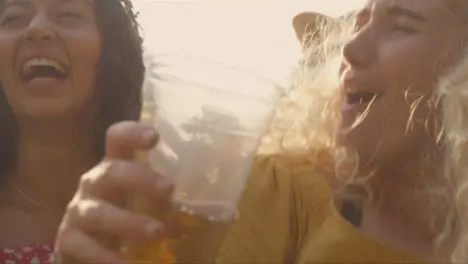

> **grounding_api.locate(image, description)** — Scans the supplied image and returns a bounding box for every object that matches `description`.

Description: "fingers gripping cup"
[121,55,282,263]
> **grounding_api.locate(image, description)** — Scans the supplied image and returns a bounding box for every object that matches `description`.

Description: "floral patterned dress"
[0,243,53,264]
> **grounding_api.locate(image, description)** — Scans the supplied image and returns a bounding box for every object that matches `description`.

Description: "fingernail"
[145,221,164,237]
[142,129,157,142]
[156,179,173,191]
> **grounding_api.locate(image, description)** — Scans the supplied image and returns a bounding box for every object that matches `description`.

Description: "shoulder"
[249,154,333,204]
[216,154,334,263]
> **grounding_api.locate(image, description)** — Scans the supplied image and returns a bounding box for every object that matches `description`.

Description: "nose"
[342,25,377,69]
[24,11,56,42]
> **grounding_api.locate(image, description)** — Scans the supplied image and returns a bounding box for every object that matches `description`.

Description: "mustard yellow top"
[216,155,424,263]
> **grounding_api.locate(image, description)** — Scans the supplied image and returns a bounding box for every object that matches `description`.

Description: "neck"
[360,155,452,262]
[5,116,99,212]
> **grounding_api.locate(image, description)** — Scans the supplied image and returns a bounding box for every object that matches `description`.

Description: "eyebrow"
[3,0,30,8]
[57,0,93,9]
[58,0,91,4]
[387,5,426,22]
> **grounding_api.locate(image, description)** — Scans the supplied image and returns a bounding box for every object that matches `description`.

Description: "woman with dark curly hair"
[0,0,144,261]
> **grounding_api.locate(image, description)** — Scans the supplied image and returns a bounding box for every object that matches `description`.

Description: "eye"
[58,11,83,19]
[0,11,25,27]
[1,14,20,25]
[392,23,417,34]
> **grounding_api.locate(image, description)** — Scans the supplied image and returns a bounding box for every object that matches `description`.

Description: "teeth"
[346,87,361,94]
[22,58,66,77]
[346,89,374,95]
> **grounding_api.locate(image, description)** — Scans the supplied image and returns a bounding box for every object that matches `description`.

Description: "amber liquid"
[121,200,236,264]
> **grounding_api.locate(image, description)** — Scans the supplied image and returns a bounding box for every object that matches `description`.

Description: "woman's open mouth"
[342,90,381,111]
[20,58,68,83]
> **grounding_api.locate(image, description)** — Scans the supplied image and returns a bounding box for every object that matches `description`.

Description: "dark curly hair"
[0,0,145,179]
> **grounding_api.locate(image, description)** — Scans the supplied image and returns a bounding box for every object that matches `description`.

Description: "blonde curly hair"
[442,41,468,263]
[259,14,366,197]
[259,3,468,262]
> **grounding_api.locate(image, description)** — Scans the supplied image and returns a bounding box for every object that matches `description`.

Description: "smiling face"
[0,0,101,120]
[338,0,466,168]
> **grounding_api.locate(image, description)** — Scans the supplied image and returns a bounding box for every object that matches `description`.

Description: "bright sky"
[132,0,366,86]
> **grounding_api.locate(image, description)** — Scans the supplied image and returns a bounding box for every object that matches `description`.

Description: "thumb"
[105,121,158,160]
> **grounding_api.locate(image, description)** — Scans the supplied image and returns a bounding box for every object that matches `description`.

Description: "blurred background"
[133,0,365,87]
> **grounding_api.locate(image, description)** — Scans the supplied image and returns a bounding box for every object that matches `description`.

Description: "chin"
[338,132,381,166]
[18,99,84,121]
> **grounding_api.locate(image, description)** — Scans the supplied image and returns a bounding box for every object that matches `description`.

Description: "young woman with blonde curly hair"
[52,0,468,263]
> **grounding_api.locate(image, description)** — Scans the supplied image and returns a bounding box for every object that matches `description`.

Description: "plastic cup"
[121,54,282,263]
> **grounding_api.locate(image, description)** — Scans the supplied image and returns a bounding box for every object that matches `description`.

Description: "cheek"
[375,45,447,153]
[0,34,23,113]
[378,40,449,127]
[68,30,102,97]
[380,39,454,96]
[0,35,19,88]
